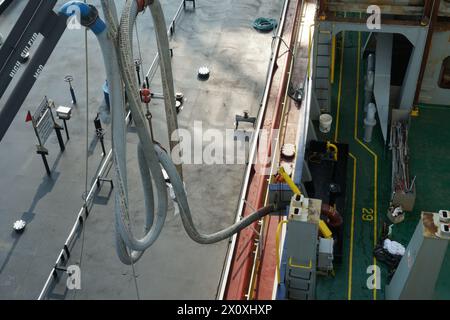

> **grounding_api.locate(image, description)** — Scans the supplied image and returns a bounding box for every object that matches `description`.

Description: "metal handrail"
[38,149,113,300]
[217,0,291,300]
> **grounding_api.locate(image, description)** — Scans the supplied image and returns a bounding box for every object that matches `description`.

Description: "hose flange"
[80,4,100,28]
[136,0,154,12]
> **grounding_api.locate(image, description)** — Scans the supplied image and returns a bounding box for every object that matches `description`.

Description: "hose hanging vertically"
[116,0,279,245]
[63,0,281,266]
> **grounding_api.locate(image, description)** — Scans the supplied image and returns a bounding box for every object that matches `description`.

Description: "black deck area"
[304,140,349,263]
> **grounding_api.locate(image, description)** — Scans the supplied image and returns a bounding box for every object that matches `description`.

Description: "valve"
[140,87,151,104]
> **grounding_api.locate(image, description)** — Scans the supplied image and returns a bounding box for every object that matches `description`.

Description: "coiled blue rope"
[252,17,278,32]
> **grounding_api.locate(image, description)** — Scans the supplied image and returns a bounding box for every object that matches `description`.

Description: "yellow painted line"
[334,32,345,143]
[348,152,357,300]
[288,257,312,269]
[353,32,378,300]
[276,220,289,284]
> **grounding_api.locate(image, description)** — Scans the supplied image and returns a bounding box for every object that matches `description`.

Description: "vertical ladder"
[286,266,315,300]
[313,27,333,113]
[284,219,318,300]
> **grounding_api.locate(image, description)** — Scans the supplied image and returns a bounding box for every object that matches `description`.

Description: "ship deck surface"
[0,0,283,299]
[315,31,450,300]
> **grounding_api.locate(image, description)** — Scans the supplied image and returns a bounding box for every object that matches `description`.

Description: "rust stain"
[422,212,438,237]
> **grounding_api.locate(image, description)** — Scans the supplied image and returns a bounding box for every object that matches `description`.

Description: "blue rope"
[252,17,278,32]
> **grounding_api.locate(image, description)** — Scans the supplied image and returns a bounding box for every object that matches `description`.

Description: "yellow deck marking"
[348,153,357,300]
[353,32,378,300]
[334,32,345,142]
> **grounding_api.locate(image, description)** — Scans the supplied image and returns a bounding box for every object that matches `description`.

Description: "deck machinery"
[220,0,450,300]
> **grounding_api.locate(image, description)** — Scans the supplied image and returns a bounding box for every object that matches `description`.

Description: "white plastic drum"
[319,114,333,133]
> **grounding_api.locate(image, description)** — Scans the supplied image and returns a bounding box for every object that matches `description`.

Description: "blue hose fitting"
[59,1,106,34]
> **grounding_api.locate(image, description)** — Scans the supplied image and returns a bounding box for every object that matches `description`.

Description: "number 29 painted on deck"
[362,208,374,221]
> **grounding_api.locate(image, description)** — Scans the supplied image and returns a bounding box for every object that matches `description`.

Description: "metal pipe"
[413,0,440,107]
[367,53,375,72]
[364,70,374,113]
[364,102,377,143]
[364,53,375,112]
[330,35,336,84]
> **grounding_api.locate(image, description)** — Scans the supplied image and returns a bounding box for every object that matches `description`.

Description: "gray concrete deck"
[0,0,283,299]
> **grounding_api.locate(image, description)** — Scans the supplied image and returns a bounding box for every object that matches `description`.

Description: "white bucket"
[319,114,333,133]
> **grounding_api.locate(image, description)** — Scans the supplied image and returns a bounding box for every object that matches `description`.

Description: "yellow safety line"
[276,220,289,284]
[334,32,345,142]
[347,152,357,300]
[353,31,378,300]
